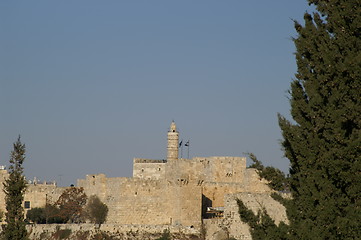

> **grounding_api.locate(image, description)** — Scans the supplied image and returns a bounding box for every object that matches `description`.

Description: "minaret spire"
[167,121,179,161]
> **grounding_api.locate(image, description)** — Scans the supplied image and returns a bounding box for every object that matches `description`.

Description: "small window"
[24,201,30,209]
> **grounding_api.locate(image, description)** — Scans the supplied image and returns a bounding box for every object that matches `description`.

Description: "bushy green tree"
[26,204,66,224]
[26,208,45,224]
[55,187,87,223]
[44,204,66,224]
[239,1,361,239]
[85,195,108,227]
[278,0,361,239]
[2,136,28,240]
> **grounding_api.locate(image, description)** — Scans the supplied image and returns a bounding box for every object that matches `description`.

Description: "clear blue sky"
[0,1,313,186]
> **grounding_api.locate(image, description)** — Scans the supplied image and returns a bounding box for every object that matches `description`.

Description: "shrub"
[85,195,108,226]
[26,207,46,224]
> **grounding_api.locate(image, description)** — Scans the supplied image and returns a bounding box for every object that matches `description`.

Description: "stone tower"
[167,121,179,161]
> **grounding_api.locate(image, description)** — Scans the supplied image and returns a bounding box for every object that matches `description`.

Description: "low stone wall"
[26,223,200,240]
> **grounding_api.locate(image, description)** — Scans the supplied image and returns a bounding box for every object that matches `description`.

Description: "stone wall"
[78,174,202,227]
[77,155,276,232]
[202,183,244,208]
[26,223,199,240]
[164,156,246,184]
[77,173,110,201]
[199,156,246,183]
[242,168,272,193]
[167,182,202,228]
[0,153,284,240]
[133,158,166,180]
[24,184,67,216]
[0,169,68,222]
[0,169,9,215]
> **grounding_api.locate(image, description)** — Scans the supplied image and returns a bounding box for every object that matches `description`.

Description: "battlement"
[133,158,167,163]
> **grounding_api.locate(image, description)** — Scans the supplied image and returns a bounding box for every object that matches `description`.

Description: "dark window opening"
[24,201,30,209]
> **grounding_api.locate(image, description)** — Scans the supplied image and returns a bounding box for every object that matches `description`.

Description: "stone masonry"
[0,122,288,239]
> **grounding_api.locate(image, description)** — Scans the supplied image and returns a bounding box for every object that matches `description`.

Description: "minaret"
[167,121,179,161]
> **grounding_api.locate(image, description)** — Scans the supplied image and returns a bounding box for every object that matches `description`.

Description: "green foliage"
[55,187,87,223]
[241,1,361,238]
[0,210,4,222]
[247,153,289,191]
[26,207,45,224]
[44,204,67,224]
[236,199,288,240]
[2,136,28,240]
[26,205,67,224]
[278,0,361,239]
[33,188,88,224]
[85,195,108,226]
[156,229,171,240]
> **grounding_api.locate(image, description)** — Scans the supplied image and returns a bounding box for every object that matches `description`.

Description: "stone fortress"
[0,122,287,239]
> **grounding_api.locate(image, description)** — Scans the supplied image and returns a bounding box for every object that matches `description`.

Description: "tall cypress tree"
[2,136,28,240]
[237,1,361,239]
[278,0,361,239]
